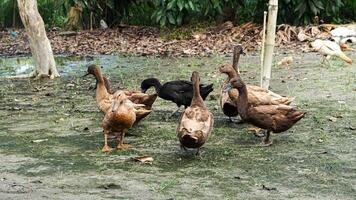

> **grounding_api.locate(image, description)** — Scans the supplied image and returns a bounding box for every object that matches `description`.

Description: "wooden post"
[261,0,278,89]
[260,11,267,87]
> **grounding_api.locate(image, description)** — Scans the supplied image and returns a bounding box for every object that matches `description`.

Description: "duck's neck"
[226,70,238,79]
[152,79,162,93]
[94,71,110,103]
[236,83,249,119]
[191,78,205,107]
[103,77,113,94]
[232,52,240,72]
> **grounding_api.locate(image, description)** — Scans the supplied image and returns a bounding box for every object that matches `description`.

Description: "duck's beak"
[111,101,119,112]
[141,88,147,93]
[223,83,233,93]
[82,73,90,78]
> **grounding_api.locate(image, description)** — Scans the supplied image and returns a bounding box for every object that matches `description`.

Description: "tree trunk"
[17,0,59,79]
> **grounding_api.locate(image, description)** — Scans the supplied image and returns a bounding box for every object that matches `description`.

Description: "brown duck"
[102,76,157,110]
[219,45,244,121]
[177,71,214,155]
[84,64,156,122]
[219,64,293,106]
[219,45,293,122]
[101,91,137,152]
[224,78,305,146]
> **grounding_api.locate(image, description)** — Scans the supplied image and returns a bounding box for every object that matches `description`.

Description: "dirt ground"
[0,50,355,199]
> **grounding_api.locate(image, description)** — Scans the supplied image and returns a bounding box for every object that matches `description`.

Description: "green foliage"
[235,0,266,24]
[0,0,19,27]
[160,22,210,40]
[0,0,355,28]
[323,0,344,23]
[121,1,155,26]
[37,0,73,27]
[151,0,200,26]
[343,0,356,21]
[288,0,345,24]
[151,0,243,26]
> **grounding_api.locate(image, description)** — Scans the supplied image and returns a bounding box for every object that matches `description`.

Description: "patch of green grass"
[0,52,355,199]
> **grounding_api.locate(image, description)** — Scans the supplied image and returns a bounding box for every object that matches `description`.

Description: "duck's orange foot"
[117,143,132,150]
[102,145,113,153]
[247,127,264,137]
[261,139,273,147]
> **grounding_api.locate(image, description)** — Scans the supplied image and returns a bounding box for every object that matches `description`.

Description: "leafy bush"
[0,0,355,28]
[151,0,200,26]
[0,0,19,27]
[289,0,344,24]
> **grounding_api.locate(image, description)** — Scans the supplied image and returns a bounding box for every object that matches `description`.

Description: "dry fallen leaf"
[133,156,153,163]
[31,139,48,143]
[333,113,343,118]
[0,23,334,57]
[277,56,293,66]
[328,116,337,122]
[297,31,309,42]
[262,184,277,191]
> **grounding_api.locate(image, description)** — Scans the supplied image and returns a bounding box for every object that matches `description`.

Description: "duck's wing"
[178,107,212,134]
[252,104,294,115]
[251,104,300,124]
[165,80,192,89]
[247,85,269,93]
[247,85,286,99]
[160,81,193,105]
[166,80,210,91]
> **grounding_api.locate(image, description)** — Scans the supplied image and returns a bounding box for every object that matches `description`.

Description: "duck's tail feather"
[178,129,203,149]
[291,111,306,123]
[141,94,158,109]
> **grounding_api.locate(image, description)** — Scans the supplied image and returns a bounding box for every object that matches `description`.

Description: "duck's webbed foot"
[117,143,132,149]
[102,131,113,153]
[116,131,132,150]
[102,145,113,152]
[195,148,201,156]
[247,127,264,137]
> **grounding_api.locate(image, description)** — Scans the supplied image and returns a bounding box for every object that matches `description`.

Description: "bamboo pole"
[260,11,267,87]
[261,0,278,89]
